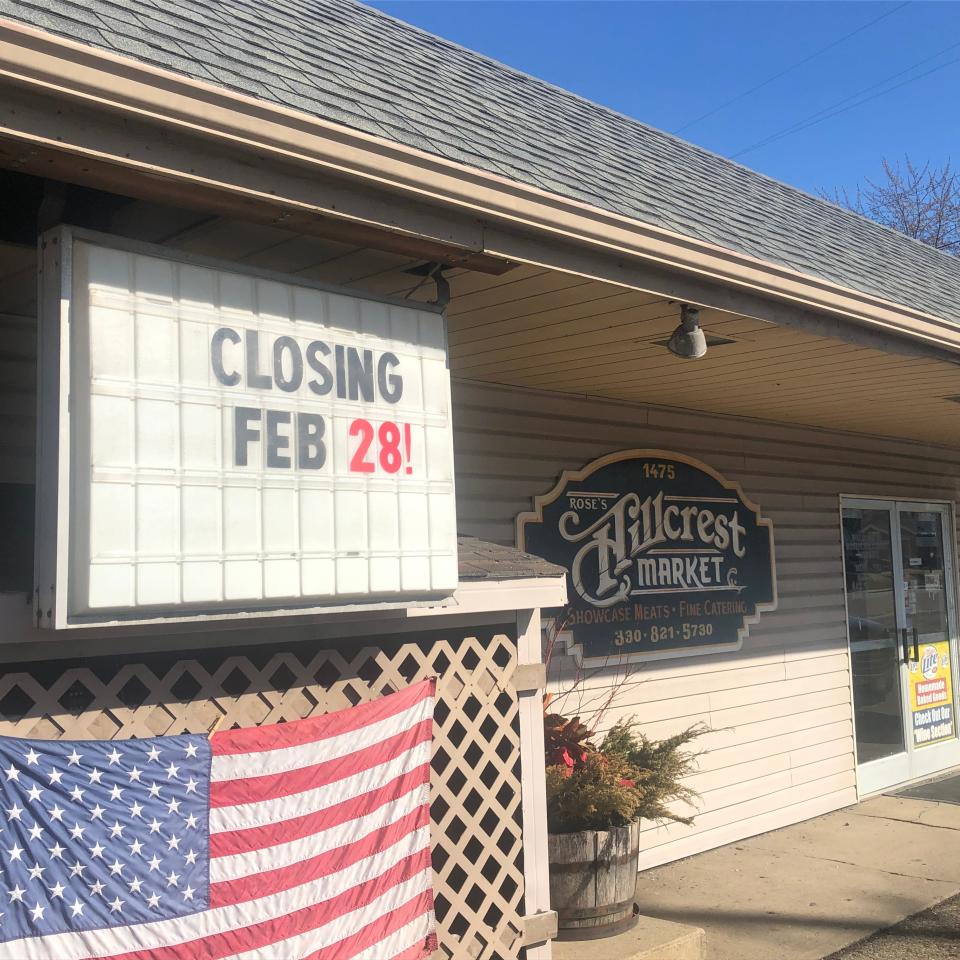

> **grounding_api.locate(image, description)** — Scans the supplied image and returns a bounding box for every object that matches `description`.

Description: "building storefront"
[456,379,960,868]
[2,2,960,957]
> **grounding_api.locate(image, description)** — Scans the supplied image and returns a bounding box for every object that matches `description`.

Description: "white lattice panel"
[0,629,524,959]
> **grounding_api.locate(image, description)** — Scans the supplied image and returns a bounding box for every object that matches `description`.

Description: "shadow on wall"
[0,483,34,595]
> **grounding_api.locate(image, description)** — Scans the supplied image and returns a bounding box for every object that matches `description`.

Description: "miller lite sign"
[517,450,777,660]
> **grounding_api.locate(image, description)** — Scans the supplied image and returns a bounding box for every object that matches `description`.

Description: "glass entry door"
[842,500,960,794]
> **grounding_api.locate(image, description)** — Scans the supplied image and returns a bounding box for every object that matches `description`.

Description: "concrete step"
[552,914,706,960]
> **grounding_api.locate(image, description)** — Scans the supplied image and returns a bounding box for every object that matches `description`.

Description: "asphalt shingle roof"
[4,0,960,324]
[457,537,566,582]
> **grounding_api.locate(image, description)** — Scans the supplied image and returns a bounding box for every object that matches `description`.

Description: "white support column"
[516,606,554,960]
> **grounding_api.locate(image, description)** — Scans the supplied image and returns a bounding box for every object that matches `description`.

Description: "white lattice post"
[516,607,555,960]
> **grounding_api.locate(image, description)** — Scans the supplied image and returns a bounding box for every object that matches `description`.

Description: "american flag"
[0,679,437,960]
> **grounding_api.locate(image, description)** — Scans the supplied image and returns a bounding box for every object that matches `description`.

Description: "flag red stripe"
[210,807,429,908]
[209,765,430,858]
[101,851,432,960]
[209,722,432,808]
[299,890,434,960]
[210,680,435,757]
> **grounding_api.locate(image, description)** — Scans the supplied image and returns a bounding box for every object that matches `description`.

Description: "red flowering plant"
[544,713,594,775]
[543,709,644,833]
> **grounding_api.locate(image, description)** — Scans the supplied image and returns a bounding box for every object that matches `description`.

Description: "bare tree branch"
[820,155,960,255]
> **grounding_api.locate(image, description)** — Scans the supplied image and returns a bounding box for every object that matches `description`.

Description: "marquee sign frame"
[516,449,778,663]
[34,226,458,629]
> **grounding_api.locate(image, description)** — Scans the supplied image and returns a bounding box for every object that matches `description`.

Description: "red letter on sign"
[349,419,376,472]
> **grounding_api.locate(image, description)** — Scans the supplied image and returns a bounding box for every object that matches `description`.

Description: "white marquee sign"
[35,229,457,628]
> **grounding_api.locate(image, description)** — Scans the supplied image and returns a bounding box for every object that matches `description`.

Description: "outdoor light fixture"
[667,305,708,360]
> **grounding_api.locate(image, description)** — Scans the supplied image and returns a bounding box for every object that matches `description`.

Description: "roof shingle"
[457,537,566,582]
[4,0,960,324]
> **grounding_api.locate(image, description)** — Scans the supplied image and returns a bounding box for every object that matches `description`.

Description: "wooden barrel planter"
[548,820,641,940]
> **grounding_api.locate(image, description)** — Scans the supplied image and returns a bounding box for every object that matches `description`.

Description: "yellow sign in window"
[909,641,955,747]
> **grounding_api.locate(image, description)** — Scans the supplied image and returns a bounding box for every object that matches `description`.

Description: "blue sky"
[366,1,960,198]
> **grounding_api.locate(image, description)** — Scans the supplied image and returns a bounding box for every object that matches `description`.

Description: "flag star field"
[0,735,210,940]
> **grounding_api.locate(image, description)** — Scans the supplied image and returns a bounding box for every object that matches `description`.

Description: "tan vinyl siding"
[450,378,960,868]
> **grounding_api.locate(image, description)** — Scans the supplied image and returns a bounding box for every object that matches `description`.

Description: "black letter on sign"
[234,407,261,466]
[245,330,272,389]
[306,341,333,396]
[211,328,241,386]
[266,410,291,468]
[347,348,375,402]
[297,413,326,469]
[334,344,346,399]
[273,336,303,393]
[378,352,403,403]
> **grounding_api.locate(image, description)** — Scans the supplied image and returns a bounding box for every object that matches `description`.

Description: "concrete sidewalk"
[631,794,960,960]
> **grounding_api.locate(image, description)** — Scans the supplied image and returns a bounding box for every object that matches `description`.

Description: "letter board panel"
[35,229,457,627]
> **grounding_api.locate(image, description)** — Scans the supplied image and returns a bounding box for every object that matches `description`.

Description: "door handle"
[912,627,920,663]
[901,627,910,663]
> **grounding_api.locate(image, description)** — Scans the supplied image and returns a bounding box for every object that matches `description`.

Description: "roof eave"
[0,17,957,353]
